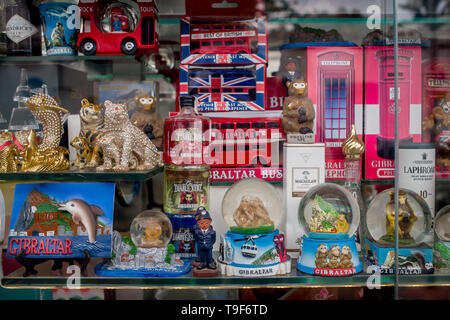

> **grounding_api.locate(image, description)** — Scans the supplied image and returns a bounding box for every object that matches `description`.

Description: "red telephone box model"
[376,48,414,159]
[77,0,158,56]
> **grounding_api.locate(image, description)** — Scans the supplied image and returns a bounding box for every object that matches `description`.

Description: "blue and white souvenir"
[217,178,291,277]
[95,209,191,277]
[296,183,363,276]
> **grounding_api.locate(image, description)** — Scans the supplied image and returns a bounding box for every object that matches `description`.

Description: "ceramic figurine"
[95,100,163,172]
[296,183,363,276]
[281,57,302,88]
[218,178,291,277]
[422,94,450,167]
[7,93,71,172]
[73,98,104,168]
[382,190,417,244]
[95,209,191,277]
[131,94,164,150]
[282,79,315,143]
[192,206,219,277]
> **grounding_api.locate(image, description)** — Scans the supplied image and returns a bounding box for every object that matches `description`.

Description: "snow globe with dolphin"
[296,183,363,276]
[95,209,191,277]
[363,188,434,275]
[217,178,291,277]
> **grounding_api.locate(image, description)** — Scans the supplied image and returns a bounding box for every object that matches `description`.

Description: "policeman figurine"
[193,207,218,276]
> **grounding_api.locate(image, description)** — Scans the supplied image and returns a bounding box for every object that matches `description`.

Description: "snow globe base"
[365,238,434,275]
[434,240,450,271]
[95,231,191,278]
[297,235,362,276]
[217,229,291,277]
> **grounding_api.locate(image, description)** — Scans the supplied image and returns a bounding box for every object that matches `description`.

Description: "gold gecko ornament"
[19,93,70,172]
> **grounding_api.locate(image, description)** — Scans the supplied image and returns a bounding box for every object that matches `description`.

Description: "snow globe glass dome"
[222,178,282,235]
[99,0,140,33]
[130,209,173,248]
[365,188,433,247]
[433,205,450,270]
[298,183,360,240]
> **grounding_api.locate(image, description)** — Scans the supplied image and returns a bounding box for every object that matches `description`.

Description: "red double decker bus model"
[78,0,158,56]
[190,22,258,55]
[208,117,285,167]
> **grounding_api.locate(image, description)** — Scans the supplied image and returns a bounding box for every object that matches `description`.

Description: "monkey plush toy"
[131,94,164,150]
[282,79,315,134]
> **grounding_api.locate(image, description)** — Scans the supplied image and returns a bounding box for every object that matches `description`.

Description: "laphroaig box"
[364,46,422,180]
[283,143,325,252]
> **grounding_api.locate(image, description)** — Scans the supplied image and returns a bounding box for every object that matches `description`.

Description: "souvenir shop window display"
[218,178,290,277]
[77,0,158,56]
[364,188,434,275]
[296,183,363,276]
[433,205,450,271]
[95,209,191,277]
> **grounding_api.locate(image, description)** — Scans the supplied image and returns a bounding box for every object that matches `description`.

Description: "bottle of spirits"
[163,96,211,166]
[342,124,366,250]
[163,96,212,215]
[5,0,38,56]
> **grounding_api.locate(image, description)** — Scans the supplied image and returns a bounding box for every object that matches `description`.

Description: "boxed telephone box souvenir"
[279,43,363,180]
[364,45,422,180]
[283,143,325,251]
[180,16,267,65]
[422,58,450,179]
[179,64,266,112]
[306,45,363,180]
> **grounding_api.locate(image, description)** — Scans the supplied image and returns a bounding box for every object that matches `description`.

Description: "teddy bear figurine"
[131,94,164,150]
[282,79,315,142]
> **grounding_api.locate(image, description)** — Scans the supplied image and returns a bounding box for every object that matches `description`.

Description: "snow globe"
[296,183,363,276]
[364,188,434,275]
[217,178,291,277]
[433,205,450,271]
[95,209,191,277]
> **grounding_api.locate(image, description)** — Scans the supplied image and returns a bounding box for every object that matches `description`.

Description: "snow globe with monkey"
[363,188,434,275]
[217,178,291,277]
[296,183,363,276]
[95,209,191,277]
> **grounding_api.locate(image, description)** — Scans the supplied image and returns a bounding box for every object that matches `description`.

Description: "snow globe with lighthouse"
[296,183,363,276]
[217,178,291,277]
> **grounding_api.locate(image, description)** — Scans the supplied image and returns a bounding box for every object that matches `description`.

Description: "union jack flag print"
[180,64,266,112]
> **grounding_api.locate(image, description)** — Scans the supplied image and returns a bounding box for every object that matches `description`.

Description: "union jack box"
[180,16,268,65]
[179,63,266,111]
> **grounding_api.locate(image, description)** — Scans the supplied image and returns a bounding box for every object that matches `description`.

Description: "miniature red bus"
[190,22,258,55]
[208,117,285,167]
[77,0,158,56]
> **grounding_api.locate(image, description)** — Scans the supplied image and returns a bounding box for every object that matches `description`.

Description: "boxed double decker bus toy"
[179,64,266,112]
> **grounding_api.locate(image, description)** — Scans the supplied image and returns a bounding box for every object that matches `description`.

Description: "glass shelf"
[2,255,449,289]
[0,55,137,64]
[0,167,163,182]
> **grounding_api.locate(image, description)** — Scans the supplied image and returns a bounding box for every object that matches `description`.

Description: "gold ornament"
[342,124,365,160]
[17,93,70,172]
[0,131,20,172]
